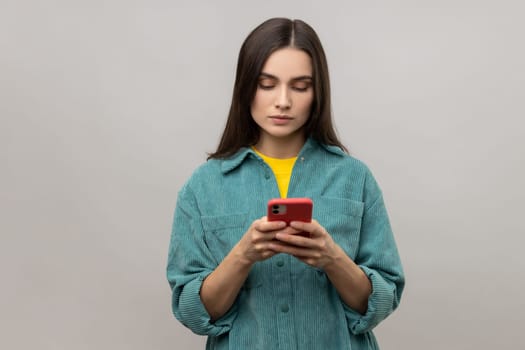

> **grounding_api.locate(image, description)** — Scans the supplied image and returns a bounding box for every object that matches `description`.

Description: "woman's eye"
[257,78,311,91]
[292,83,311,92]
[258,83,275,90]
[258,79,276,90]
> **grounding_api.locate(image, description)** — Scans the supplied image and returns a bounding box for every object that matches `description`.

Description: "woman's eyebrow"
[259,72,313,81]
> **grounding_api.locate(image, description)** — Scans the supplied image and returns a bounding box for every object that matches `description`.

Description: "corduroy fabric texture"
[167,138,405,350]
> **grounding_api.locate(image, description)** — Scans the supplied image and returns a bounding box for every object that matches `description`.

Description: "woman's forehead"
[260,48,312,80]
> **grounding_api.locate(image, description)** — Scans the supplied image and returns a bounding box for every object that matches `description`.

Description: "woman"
[167,18,404,349]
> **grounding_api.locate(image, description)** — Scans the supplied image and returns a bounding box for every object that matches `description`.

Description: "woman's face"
[250,47,314,148]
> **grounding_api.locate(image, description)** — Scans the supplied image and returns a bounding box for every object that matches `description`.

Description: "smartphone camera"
[272,204,286,215]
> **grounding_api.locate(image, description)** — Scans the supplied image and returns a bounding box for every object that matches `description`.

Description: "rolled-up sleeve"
[166,185,237,336]
[344,170,405,334]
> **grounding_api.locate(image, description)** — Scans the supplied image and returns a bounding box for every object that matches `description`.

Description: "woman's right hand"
[200,216,299,321]
[234,216,296,265]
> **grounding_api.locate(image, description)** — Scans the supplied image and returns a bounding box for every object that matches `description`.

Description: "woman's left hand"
[272,219,372,314]
[269,219,341,269]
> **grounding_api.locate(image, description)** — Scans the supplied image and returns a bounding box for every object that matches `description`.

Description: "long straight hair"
[208,18,347,159]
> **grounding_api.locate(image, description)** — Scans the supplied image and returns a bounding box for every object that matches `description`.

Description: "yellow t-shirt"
[253,147,297,198]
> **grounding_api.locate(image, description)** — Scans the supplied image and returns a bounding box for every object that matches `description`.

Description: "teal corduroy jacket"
[167,138,405,350]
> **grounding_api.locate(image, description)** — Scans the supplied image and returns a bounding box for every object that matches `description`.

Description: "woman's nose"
[275,86,291,110]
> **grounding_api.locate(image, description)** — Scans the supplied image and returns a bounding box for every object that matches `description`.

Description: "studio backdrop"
[1,1,524,349]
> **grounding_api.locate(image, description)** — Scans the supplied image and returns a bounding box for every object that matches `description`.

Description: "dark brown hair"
[208,17,347,159]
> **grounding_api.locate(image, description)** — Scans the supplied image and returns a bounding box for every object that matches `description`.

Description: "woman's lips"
[269,115,292,125]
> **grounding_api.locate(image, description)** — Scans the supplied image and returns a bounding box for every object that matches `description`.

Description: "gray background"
[2,0,524,349]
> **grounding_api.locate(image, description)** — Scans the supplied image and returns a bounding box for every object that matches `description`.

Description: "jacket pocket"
[201,213,262,289]
[314,197,364,260]
[201,212,248,262]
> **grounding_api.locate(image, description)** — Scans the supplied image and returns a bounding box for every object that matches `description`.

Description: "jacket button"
[264,173,270,179]
[280,304,289,313]
[276,260,284,267]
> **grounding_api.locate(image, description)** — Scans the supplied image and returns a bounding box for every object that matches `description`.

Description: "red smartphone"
[267,198,313,225]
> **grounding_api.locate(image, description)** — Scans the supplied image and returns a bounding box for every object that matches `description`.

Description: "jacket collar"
[220,138,346,174]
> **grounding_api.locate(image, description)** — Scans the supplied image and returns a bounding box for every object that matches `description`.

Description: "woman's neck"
[254,133,305,159]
